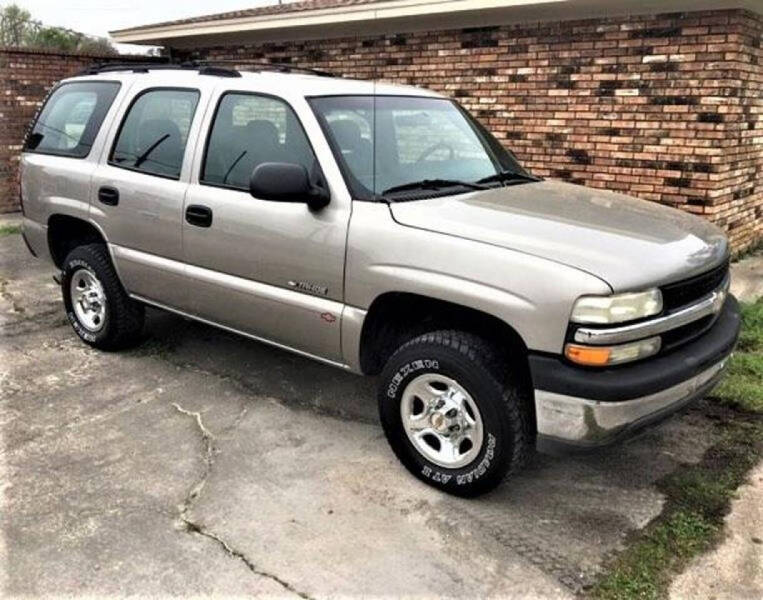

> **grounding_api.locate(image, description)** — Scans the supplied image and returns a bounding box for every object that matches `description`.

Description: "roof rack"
[202,59,335,78]
[77,60,335,79]
[77,61,241,78]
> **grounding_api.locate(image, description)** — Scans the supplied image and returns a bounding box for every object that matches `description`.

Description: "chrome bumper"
[534,358,728,450]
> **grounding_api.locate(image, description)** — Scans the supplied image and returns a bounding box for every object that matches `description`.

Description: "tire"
[61,243,144,350]
[378,330,532,497]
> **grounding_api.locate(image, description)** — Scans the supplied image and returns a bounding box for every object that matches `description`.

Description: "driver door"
[182,90,351,362]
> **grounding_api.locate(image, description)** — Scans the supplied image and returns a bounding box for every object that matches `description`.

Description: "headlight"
[565,336,661,366]
[571,289,663,324]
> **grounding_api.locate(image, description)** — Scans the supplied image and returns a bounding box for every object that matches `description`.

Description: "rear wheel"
[378,330,532,497]
[62,243,144,350]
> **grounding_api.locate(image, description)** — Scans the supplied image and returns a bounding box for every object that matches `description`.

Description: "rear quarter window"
[25,81,121,159]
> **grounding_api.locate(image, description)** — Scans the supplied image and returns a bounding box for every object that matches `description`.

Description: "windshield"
[309,95,533,201]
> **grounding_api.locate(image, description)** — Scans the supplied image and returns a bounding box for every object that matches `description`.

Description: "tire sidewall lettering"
[67,258,91,271]
[387,359,440,399]
[420,433,497,487]
[67,310,98,343]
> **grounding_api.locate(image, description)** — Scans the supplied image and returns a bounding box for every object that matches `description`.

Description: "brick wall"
[195,8,762,252]
[0,47,150,214]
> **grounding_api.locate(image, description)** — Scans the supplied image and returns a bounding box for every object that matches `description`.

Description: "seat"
[245,119,285,164]
[216,119,286,188]
[329,119,372,186]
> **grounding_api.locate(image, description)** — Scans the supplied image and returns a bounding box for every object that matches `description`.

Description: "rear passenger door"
[182,91,351,363]
[90,85,205,309]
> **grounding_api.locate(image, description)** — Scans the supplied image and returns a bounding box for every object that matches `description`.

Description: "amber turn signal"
[565,344,612,366]
[565,336,661,367]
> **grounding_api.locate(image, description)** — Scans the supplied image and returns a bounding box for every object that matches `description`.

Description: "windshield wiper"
[134,134,170,168]
[383,178,487,196]
[477,169,541,185]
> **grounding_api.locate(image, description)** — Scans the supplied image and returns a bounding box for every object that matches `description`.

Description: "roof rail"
[197,59,335,78]
[77,59,334,79]
[77,61,242,78]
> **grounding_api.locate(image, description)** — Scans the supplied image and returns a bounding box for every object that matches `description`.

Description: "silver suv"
[20,63,740,496]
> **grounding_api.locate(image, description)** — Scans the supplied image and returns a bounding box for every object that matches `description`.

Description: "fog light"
[565,336,661,366]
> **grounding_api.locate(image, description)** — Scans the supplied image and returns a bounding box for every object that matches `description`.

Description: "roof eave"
[110,0,762,46]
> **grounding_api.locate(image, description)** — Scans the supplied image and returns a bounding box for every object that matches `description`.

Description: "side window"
[25,81,120,158]
[202,93,315,190]
[110,88,200,179]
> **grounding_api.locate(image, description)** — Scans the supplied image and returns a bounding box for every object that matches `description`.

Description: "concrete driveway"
[0,230,728,598]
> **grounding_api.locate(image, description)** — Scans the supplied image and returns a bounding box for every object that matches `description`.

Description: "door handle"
[98,186,119,206]
[185,204,213,228]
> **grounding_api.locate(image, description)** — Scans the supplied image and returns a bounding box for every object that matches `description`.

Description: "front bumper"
[531,295,741,454]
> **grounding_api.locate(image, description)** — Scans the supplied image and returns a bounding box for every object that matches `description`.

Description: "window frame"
[199,90,321,194]
[24,80,122,160]
[108,86,201,182]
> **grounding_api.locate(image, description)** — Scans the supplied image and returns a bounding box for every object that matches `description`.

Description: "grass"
[0,223,21,236]
[712,298,763,413]
[589,298,763,600]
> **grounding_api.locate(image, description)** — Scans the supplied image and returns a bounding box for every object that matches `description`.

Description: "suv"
[20,63,740,496]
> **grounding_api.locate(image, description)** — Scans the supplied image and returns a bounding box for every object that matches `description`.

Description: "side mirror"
[249,162,330,210]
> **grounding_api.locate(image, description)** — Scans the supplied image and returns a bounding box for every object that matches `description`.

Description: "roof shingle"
[114,0,390,33]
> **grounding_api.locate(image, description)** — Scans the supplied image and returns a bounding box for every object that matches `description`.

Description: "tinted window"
[25,81,120,158]
[111,89,200,179]
[202,93,315,190]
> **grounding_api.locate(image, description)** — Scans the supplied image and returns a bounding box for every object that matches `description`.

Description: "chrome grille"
[661,261,729,311]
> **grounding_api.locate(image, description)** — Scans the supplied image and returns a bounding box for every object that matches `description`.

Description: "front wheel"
[62,243,144,350]
[378,330,532,497]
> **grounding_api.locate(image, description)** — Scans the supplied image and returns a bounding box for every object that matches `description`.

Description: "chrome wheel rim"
[400,373,484,469]
[70,268,106,333]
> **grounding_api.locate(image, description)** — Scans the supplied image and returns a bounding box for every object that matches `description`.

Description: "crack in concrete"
[171,402,313,600]
[223,404,250,436]
[171,403,216,513]
[163,353,375,426]
[180,517,314,600]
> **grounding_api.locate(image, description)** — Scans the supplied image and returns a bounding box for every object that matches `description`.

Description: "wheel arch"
[47,214,108,269]
[357,291,531,381]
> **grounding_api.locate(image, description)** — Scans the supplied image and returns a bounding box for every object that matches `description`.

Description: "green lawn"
[590,298,763,600]
[0,223,21,236]
[712,298,763,413]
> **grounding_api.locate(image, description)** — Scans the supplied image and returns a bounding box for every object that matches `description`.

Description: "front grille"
[661,313,716,352]
[661,261,729,311]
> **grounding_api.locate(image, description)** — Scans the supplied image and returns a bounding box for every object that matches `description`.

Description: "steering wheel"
[415,142,455,163]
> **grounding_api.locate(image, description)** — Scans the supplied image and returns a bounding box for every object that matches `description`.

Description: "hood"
[389,181,729,292]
